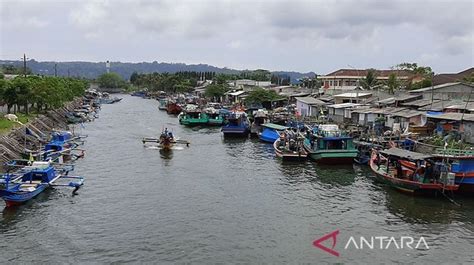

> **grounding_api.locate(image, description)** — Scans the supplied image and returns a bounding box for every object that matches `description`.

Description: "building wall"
[462,122,474,144]
[296,101,310,116]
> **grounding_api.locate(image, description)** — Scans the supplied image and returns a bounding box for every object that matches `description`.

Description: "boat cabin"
[21,162,56,183]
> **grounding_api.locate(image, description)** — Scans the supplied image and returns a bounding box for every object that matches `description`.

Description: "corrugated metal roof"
[427,113,474,122]
[295,96,326,105]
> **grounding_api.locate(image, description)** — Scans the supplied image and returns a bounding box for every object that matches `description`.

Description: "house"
[350,107,407,127]
[295,97,326,117]
[233,79,272,89]
[400,99,440,109]
[432,68,474,86]
[327,103,362,123]
[333,92,372,104]
[409,82,474,101]
[388,110,425,132]
[427,113,474,144]
[320,69,414,90]
[225,90,247,103]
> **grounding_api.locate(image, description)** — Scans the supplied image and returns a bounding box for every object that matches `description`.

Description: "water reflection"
[310,163,356,186]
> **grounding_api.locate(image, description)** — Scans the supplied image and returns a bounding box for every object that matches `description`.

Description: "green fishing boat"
[205,108,225,126]
[178,111,209,126]
[303,124,358,164]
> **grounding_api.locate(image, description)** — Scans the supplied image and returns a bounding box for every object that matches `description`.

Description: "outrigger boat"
[0,161,84,207]
[142,129,190,151]
[370,147,459,195]
[273,130,308,161]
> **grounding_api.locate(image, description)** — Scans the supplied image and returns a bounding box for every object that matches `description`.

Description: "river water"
[1,95,473,264]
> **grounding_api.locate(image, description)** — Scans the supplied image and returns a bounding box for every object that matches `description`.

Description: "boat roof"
[262,123,288,130]
[381,147,432,160]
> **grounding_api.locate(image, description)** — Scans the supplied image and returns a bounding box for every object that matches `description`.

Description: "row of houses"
[295,82,474,143]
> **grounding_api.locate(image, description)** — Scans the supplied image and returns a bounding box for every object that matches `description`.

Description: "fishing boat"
[158,98,168,110]
[221,112,250,137]
[142,129,190,151]
[273,130,308,161]
[369,148,459,195]
[303,124,358,164]
[178,110,209,126]
[166,101,182,115]
[0,161,84,207]
[250,109,268,135]
[397,148,474,193]
[205,108,225,126]
[259,123,288,143]
[353,140,383,165]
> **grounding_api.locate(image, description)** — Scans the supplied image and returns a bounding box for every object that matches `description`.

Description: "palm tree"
[360,69,378,90]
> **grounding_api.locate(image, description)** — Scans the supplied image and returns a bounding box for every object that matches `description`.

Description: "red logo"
[313,230,340,257]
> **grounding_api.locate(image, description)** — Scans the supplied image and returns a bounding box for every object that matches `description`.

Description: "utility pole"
[23,53,27,77]
[54,63,58,77]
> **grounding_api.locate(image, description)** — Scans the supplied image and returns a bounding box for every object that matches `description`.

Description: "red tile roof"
[432,67,474,86]
[324,69,413,77]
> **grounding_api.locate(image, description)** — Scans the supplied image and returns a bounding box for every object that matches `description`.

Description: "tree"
[245,88,282,104]
[97,72,127,89]
[386,73,400,94]
[360,69,378,89]
[130,71,139,86]
[204,84,227,101]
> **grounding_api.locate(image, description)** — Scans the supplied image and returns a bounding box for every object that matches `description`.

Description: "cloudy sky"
[1,0,473,74]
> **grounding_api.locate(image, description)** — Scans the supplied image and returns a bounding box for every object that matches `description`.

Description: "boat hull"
[222,128,250,137]
[0,184,48,207]
[303,143,357,164]
[274,139,307,161]
[369,151,459,195]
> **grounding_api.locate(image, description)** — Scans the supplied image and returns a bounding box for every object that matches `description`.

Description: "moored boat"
[369,147,459,195]
[158,98,168,110]
[0,161,84,207]
[178,110,209,126]
[250,109,269,135]
[221,112,250,137]
[166,102,182,115]
[205,108,225,126]
[273,130,308,161]
[259,123,288,143]
[303,124,358,164]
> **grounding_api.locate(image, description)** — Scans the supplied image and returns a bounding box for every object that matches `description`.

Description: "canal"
[1,95,473,263]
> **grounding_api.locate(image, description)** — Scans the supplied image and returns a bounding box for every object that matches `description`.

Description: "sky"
[1,0,473,74]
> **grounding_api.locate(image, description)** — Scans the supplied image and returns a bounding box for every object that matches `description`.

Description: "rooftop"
[327,103,362,109]
[323,69,413,78]
[390,109,424,118]
[295,96,326,105]
[409,82,474,93]
[427,112,474,122]
[333,92,372,98]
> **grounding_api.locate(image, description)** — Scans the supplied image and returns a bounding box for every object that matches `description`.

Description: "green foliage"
[409,79,432,90]
[360,69,378,89]
[0,76,87,114]
[97,72,128,89]
[386,73,400,94]
[463,73,474,83]
[240,69,271,81]
[244,88,282,104]
[204,84,227,100]
[0,64,32,75]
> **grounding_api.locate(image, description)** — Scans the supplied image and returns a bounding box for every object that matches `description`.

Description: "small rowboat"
[369,148,459,195]
[0,161,84,207]
[142,129,190,151]
[274,135,308,162]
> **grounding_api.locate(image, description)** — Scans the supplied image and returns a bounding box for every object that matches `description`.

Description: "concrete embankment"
[0,99,84,167]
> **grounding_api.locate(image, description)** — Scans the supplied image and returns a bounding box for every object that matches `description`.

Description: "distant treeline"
[0,60,316,84]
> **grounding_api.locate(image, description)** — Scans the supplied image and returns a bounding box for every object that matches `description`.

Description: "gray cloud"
[1,0,472,73]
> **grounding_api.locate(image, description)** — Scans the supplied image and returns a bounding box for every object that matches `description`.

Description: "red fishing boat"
[369,148,459,195]
[166,102,182,115]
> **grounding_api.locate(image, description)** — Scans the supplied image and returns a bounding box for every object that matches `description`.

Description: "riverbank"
[0,98,84,166]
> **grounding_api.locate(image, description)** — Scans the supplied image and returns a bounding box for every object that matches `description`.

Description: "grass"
[0,113,37,134]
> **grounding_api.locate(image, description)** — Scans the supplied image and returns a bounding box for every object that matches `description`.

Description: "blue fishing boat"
[259,123,289,143]
[0,161,84,207]
[222,112,250,137]
[353,140,383,165]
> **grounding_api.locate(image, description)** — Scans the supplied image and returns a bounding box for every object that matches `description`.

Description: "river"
[1,95,473,264]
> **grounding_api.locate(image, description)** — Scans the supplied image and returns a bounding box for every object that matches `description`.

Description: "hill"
[0,60,315,84]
